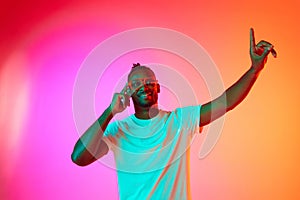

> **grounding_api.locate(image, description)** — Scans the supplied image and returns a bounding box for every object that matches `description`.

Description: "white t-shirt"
[103,105,201,200]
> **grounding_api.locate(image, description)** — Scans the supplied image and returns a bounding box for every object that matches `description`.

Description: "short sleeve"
[174,105,202,136]
[102,121,119,150]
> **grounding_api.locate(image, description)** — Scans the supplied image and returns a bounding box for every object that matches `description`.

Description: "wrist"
[249,66,261,77]
[107,104,114,114]
[105,105,115,119]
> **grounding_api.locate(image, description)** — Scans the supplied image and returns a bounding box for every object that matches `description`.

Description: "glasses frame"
[128,78,158,90]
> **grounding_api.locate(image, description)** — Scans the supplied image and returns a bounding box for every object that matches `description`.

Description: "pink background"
[1,0,300,199]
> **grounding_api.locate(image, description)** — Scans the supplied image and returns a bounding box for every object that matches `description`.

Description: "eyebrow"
[130,78,157,81]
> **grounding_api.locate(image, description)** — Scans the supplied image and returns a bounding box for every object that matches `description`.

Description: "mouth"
[138,92,152,98]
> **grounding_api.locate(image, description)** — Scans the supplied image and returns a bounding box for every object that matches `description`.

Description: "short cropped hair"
[127,63,156,81]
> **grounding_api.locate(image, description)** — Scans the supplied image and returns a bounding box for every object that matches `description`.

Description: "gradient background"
[1,0,299,199]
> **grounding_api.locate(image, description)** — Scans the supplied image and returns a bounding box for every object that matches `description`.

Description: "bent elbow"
[71,152,89,167]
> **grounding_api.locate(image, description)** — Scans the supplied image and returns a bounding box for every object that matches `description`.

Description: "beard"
[132,91,158,107]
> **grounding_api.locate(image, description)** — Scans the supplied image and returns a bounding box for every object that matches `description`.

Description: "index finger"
[250,28,256,52]
[120,83,134,97]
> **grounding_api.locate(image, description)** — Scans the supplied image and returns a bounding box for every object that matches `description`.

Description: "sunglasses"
[128,78,158,89]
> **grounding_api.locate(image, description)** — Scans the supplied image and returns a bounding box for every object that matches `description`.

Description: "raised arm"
[200,28,277,127]
[71,85,131,166]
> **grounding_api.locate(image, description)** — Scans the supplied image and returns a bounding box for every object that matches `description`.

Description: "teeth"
[140,93,151,97]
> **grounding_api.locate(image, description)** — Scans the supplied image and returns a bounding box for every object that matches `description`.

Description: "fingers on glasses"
[120,84,134,97]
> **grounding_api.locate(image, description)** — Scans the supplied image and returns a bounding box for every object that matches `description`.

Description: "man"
[71,28,276,199]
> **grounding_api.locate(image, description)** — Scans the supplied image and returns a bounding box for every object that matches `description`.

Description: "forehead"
[128,68,156,81]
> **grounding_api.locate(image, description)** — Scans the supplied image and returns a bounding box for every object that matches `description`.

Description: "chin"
[140,101,156,107]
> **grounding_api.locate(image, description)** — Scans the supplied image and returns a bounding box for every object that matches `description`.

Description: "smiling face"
[128,67,160,108]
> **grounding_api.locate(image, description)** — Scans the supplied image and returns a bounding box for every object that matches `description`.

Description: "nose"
[137,84,151,93]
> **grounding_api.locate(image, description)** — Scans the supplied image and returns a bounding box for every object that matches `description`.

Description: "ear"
[156,83,160,93]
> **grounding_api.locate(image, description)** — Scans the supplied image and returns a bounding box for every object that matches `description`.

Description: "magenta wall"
[1,1,300,199]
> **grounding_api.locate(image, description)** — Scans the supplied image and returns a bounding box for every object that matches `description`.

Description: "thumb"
[261,46,272,58]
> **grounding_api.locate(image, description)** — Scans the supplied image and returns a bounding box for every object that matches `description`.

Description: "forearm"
[71,106,113,165]
[224,67,260,111]
[200,28,275,126]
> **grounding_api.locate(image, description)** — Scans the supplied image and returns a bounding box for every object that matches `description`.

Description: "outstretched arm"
[200,28,277,127]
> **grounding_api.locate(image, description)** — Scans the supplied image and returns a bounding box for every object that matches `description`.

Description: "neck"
[134,104,159,119]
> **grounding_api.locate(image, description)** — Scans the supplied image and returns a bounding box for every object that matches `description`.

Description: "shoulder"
[174,105,202,116]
